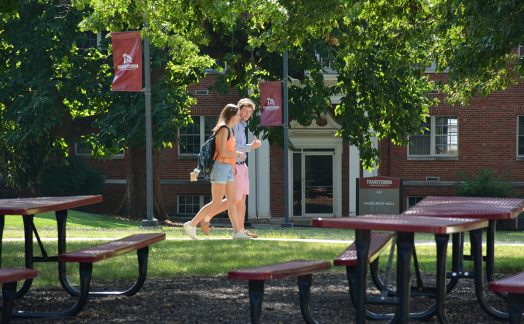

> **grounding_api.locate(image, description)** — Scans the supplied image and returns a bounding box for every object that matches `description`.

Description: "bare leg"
[203,199,228,222]
[225,181,240,232]
[190,183,226,227]
[235,195,247,232]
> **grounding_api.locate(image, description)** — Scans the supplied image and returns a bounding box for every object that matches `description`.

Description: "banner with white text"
[111,31,142,92]
[259,81,282,127]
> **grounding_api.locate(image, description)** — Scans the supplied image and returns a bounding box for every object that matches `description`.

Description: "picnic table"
[0,195,103,296]
[313,215,488,324]
[402,196,524,320]
[0,195,165,319]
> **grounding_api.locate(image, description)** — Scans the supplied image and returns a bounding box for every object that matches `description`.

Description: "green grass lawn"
[2,211,524,288]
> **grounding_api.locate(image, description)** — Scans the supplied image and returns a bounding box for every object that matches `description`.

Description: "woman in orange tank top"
[184,104,244,240]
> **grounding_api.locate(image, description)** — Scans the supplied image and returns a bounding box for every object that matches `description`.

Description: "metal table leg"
[55,210,77,295]
[471,227,512,320]
[354,229,371,324]
[0,215,4,268]
[16,215,35,297]
[434,234,450,324]
[395,232,414,323]
[485,220,496,283]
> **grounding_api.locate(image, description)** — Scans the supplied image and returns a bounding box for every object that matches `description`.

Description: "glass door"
[293,150,334,216]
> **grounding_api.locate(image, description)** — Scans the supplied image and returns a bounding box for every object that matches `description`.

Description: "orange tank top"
[214,126,236,168]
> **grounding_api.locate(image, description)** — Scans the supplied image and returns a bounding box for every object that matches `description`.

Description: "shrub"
[455,169,515,198]
[41,157,105,196]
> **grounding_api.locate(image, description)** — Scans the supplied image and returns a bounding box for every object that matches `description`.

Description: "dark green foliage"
[0,1,198,193]
[455,169,515,198]
[41,157,105,196]
[434,0,524,104]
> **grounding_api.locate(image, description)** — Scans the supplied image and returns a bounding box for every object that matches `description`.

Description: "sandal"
[200,221,210,235]
[244,230,258,238]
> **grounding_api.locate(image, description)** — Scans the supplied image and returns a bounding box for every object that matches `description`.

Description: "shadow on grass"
[43,210,140,228]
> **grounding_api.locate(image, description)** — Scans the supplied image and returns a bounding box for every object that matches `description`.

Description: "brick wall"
[269,144,285,217]
[380,79,524,204]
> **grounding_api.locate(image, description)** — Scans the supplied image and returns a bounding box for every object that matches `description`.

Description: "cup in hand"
[190,169,200,182]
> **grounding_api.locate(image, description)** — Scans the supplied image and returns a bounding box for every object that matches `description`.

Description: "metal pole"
[141,34,158,227]
[282,49,292,227]
[244,126,252,227]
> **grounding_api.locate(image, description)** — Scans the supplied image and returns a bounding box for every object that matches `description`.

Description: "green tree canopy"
[433,0,524,104]
[3,0,523,214]
[0,1,199,199]
[79,0,438,167]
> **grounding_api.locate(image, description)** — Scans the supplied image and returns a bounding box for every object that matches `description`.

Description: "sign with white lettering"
[111,31,142,92]
[259,81,282,127]
[358,176,401,215]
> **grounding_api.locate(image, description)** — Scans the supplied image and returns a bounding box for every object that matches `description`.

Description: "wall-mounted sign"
[358,176,401,215]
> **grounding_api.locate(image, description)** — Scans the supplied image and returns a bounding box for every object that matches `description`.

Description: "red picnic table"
[402,196,524,320]
[313,215,488,324]
[0,195,103,297]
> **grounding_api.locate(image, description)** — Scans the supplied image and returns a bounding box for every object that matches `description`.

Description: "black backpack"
[196,125,231,179]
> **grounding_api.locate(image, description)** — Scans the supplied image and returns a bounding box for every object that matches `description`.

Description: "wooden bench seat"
[13,233,165,320]
[228,260,331,324]
[59,233,166,263]
[488,272,524,324]
[0,268,38,324]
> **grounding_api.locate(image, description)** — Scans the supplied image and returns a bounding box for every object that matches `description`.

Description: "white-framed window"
[407,196,425,209]
[518,116,524,158]
[408,116,458,158]
[179,116,217,155]
[314,52,337,74]
[78,31,107,51]
[177,195,211,215]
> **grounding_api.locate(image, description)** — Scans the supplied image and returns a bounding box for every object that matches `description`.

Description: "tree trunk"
[116,147,168,221]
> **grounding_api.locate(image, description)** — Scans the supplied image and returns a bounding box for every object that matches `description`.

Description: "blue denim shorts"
[210,162,235,184]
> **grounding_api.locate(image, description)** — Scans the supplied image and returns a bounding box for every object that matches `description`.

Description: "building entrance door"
[293,150,334,217]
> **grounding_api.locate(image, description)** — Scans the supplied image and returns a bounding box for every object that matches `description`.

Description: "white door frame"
[289,117,343,218]
[294,149,335,217]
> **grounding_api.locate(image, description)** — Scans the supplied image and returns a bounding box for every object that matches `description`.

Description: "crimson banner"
[111,31,142,92]
[259,81,282,127]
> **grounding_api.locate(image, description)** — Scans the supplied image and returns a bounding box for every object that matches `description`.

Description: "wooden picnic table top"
[401,196,524,220]
[312,214,488,234]
[0,195,103,215]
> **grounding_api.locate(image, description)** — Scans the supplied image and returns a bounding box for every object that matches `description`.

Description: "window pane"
[204,116,218,139]
[519,117,524,156]
[177,195,204,215]
[77,32,98,50]
[434,116,458,155]
[179,118,200,154]
[409,135,431,155]
[408,120,430,156]
[407,196,425,209]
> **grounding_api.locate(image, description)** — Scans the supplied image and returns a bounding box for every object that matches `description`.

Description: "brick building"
[378,77,524,212]
[81,71,524,222]
[81,73,368,221]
